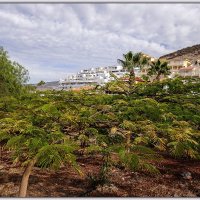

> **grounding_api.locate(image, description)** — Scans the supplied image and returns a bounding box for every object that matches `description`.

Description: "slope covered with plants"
[0,49,200,197]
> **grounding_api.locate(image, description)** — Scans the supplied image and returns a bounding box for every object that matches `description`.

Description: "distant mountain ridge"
[28,81,59,86]
[160,44,200,63]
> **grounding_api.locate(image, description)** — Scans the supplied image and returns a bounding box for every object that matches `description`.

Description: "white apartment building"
[59,65,129,89]
[59,53,157,89]
[59,57,200,90]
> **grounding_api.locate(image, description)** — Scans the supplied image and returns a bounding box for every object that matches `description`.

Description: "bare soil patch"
[0,150,200,197]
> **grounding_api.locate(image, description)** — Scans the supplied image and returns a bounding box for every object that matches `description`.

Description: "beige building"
[140,57,200,79]
[167,59,192,77]
[179,65,200,78]
[139,54,156,77]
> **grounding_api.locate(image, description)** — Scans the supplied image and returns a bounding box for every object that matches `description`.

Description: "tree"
[1,78,200,197]
[0,47,29,97]
[147,59,171,81]
[0,102,81,197]
[118,52,149,90]
[37,80,46,86]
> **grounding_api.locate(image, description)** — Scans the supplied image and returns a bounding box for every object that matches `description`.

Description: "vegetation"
[147,59,171,81]
[117,52,149,90]
[0,47,29,97]
[37,80,46,86]
[0,48,200,197]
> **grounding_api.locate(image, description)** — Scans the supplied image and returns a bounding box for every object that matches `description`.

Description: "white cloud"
[0,4,200,83]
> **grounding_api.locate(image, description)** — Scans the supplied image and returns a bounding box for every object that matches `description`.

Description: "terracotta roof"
[179,66,195,71]
[71,85,94,91]
[120,77,145,82]
[135,77,145,82]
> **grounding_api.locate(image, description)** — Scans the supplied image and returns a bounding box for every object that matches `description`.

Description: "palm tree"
[147,59,171,81]
[118,52,150,89]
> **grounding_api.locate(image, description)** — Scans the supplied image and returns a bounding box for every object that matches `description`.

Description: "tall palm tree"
[147,59,171,81]
[118,52,149,89]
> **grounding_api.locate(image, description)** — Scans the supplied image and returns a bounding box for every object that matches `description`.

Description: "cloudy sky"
[0,4,200,83]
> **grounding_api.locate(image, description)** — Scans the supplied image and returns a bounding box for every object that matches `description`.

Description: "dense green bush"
[0,77,200,197]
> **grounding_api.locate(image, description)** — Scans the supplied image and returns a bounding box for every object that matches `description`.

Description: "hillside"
[36,81,60,90]
[160,44,200,63]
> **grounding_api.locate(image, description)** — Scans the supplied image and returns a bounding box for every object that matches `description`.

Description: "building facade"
[59,57,200,90]
[59,65,129,89]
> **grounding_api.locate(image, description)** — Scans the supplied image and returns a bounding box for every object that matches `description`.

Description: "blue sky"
[0,4,200,83]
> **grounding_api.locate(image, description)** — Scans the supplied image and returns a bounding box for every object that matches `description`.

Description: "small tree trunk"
[19,159,36,197]
[129,70,135,90]
[126,131,131,153]
[155,73,161,81]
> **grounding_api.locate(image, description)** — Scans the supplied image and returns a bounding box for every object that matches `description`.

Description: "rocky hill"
[36,81,60,91]
[160,44,200,63]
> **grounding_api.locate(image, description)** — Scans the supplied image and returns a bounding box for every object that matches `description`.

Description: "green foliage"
[117,146,160,174]
[36,142,78,170]
[37,80,46,86]
[0,75,200,192]
[1,51,200,196]
[118,52,150,73]
[87,150,111,188]
[165,121,200,159]
[0,47,29,97]
[147,59,171,81]
[118,51,150,90]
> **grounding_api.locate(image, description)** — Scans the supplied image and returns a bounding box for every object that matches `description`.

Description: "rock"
[163,174,174,179]
[181,172,192,180]
[93,184,128,197]
[121,193,128,197]
[0,165,4,170]
[174,193,180,197]
[96,184,119,193]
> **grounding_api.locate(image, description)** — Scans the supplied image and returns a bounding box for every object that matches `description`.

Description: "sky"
[0,4,200,83]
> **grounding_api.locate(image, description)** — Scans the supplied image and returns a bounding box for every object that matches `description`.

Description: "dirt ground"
[0,150,200,197]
